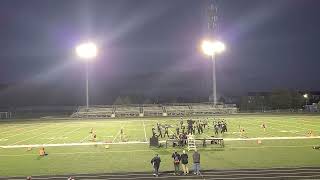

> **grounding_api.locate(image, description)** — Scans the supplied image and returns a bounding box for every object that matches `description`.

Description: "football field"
[0,114,320,177]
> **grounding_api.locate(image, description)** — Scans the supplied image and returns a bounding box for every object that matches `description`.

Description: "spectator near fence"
[193,149,200,175]
[171,151,181,175]
[180,150,189,175]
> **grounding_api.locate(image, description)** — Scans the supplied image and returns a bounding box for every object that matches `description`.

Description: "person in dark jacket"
[171,151,181,175]
[180,150,189,175]
[151,154,161,177]
[192,149,200,175]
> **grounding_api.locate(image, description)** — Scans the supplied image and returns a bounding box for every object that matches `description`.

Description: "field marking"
[235,118,273,138]
[0,126,24,134]
[0,141,147,149]
[269,117,320,134]
[266,119,306,136]
[80,134,92,143]
[287,119,320,134]
[223,136,320,141]
[235,118,296,138]
[41,137,68,140]
[33,124,75,143]
[0,124,43,135]
[0,124,55,140]
[9,124,65,145]
[1,144,319,156]
[112,130,121,143]
[47,127,83,144]
[142,120,147,142]
[294,119,320,128]
[112,121,128,143]
[1,136,320,149]
[279,130,299,133]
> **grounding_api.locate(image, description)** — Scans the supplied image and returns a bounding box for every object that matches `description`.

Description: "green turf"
[0,114,320,177]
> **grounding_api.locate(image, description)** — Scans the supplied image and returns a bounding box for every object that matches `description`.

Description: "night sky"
[0,0,320,105]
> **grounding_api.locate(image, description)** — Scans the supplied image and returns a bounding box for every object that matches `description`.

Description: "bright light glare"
[201,40,226,56]
[213,41,226,53]
[303,94,308,98]
[75,42,97,59]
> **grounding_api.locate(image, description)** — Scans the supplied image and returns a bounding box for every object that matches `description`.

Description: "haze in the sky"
[0,0,320,105]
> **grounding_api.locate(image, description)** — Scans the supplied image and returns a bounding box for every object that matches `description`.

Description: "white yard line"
[0,141,148,149]
[47,127,83,144]
[142,120,147,142]
[0,126,23,134]
[237,118,295,137]
[168,127,175,135]
[112,121,128,143]
[284,119,320,131]
[9,124,64,145]
[0,124,54,140]
[80,134,92,143]
[2,136,319,149]
[223,136,320,141]
[266,119,305,136]
[112,130,121,143]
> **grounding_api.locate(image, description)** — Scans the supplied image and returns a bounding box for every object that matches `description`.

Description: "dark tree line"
[240,89,306,111]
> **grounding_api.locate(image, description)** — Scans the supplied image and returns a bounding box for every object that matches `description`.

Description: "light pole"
[201,40,225,105]
[303,93,308,106]
[75,42,98,109]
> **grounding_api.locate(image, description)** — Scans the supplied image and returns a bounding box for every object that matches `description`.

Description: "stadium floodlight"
[75,42,98,110]
[201,39,226,106]
[76,42,97,60]
[201,40,225,56]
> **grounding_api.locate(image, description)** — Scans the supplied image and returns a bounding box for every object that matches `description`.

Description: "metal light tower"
[75,42,98,109]
[205,0,225,105]
[201,40,225,105]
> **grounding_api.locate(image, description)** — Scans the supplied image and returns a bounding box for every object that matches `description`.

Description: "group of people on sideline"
[151,149,201,177]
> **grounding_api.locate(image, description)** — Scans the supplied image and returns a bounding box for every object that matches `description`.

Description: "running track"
[5,167,320,180]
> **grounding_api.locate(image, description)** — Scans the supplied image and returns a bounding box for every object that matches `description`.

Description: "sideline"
[1,136,320,149]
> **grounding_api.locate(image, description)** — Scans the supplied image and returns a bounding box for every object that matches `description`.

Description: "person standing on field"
[192,149,200,175]
[151,154,161,177]
[180,150,189,175]
[164,125,169,138]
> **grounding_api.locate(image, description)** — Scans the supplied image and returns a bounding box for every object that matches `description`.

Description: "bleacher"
[114,106,141,117]
[191,104,237,115]
[71,106,114,118]
[142,105,163,116]
[71,103,238,118]
[164,105,191,116]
